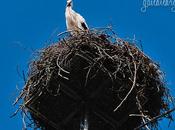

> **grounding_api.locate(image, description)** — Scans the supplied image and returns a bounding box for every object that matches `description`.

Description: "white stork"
[65,0,89,34]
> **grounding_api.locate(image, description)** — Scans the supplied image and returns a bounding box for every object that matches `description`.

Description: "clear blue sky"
[0,0,175,129]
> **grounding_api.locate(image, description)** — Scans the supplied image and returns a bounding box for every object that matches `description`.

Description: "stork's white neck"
[65,5,74,17]
[66,5,73,13]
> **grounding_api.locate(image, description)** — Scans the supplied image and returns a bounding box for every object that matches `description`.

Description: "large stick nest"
[15,29,173,130]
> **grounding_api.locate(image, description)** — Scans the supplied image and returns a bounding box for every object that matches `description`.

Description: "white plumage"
[65,0,89,34]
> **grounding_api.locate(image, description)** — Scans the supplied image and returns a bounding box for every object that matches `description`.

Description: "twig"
[25,105,61,130]
[57,30,71,37]
[136,96,151,130]
[114,45,138,112]
[56,54,70,80]
[10,105,23,118]
[134,107,175,130]
[22,110,27,130]
[56,55,70,74]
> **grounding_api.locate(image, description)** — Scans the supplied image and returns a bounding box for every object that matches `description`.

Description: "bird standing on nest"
[65,0,89,34]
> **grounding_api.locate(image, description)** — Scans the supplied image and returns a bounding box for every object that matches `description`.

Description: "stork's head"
[67,0,73,7]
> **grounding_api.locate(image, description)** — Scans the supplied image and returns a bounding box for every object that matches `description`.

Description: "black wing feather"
[81,22,88,30]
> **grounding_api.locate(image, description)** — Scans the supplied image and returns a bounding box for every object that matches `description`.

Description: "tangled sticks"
[14,29,173,130]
